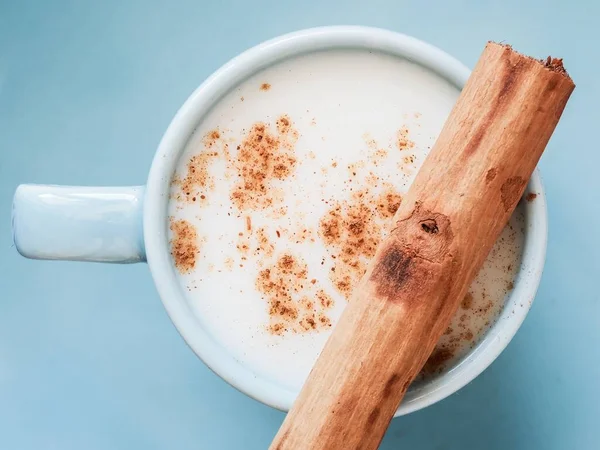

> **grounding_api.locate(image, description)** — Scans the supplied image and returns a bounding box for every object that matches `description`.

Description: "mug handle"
[12,184,146,263]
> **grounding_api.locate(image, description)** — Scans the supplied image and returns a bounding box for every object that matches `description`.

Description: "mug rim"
[143,25,547,416]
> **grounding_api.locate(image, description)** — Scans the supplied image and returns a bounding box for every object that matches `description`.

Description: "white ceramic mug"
[11,26,547,416]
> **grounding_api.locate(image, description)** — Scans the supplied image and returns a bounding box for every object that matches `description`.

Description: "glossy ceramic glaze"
[11,26,547,416]
[13,185,145,263]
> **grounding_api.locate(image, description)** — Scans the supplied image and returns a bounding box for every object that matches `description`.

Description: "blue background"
[1,1,597,449]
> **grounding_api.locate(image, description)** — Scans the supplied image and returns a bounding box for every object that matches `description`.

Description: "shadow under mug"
[11,26,547,416]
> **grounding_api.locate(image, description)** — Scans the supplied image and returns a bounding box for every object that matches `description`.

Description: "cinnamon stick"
[271,43,574,450]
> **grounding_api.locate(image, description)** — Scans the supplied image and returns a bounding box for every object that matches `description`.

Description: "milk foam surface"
[168,49,524,392]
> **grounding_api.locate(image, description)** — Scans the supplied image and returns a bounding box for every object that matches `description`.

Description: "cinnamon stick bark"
[271,43,574,450]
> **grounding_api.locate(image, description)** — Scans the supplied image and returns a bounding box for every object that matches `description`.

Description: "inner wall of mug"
[144,27,546,416]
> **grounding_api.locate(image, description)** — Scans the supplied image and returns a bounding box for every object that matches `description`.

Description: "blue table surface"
[1,1,598,449]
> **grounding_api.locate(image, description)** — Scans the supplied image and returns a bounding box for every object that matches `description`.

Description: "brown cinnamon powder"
[203,129,222,148]
[170,218,200,274]
[397,125,415,151]
[525,193,537,202]
[234,226,275,268]
[276,115,291,135]
[230,119,298,211]
[257,253,334,335]
[256,227,275,258]
[319,187,402,298]
[375,185,403,219]
[173,128,226,203]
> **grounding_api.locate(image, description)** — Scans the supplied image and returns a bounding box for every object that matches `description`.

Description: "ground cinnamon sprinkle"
[276,114,299,148]
[397,125,415,151]
[525,193,537,202]
[319,206,342,245]
[173,128,226,203]
[374,148,388,160]
[276,115,291,135]
[319,187,402,298]
[260,83,271,91]
[268,204,288,219]
[177,151,218,203]
[232,226,276,270]
[316,289,333,308]
[230,119,298,211]
[375,185,402,219]
[285,226,315,244]
[256,253,334,335]
[202,129,221,148]
[236,232,251,256]
[256,227,275,258]
[169,218,200,274]
[363,133,378,150]
[362,135,391,168]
